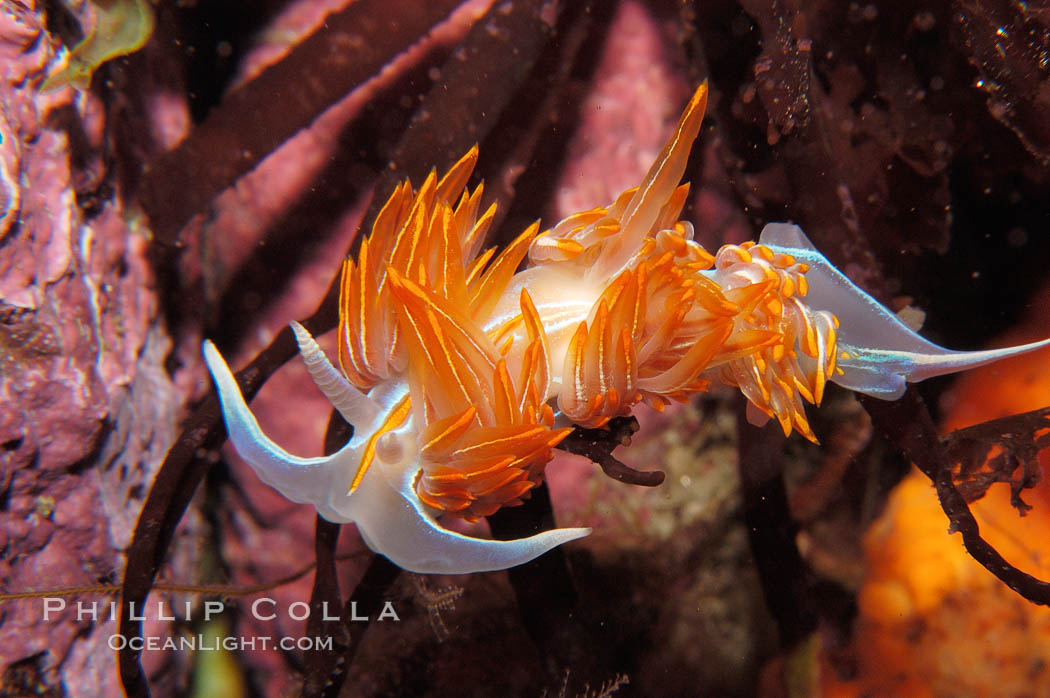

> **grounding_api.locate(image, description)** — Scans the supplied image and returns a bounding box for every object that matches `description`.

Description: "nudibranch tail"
[758,223,1050,399]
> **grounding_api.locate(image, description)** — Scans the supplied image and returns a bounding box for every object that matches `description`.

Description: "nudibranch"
[204,82,1050,574]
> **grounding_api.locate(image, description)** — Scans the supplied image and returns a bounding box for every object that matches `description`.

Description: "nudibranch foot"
[353,463,590,574]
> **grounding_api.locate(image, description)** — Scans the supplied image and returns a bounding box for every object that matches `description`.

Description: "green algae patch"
[41,0,155,92]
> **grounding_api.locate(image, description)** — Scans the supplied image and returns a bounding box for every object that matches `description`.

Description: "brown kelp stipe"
[859,388,1050,607]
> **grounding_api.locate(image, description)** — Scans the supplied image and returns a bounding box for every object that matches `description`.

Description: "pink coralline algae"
[0,4,73,308]
[0,2,190,695]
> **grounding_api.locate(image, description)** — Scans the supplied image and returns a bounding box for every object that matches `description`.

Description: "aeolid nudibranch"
[203,83,1050,574]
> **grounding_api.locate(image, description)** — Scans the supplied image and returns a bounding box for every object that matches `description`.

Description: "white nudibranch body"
[203,83,1050,574]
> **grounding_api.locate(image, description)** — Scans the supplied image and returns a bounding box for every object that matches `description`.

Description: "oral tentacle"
[202,340,356,520]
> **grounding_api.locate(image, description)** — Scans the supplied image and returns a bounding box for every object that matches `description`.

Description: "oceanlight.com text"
[108,634,335,652]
